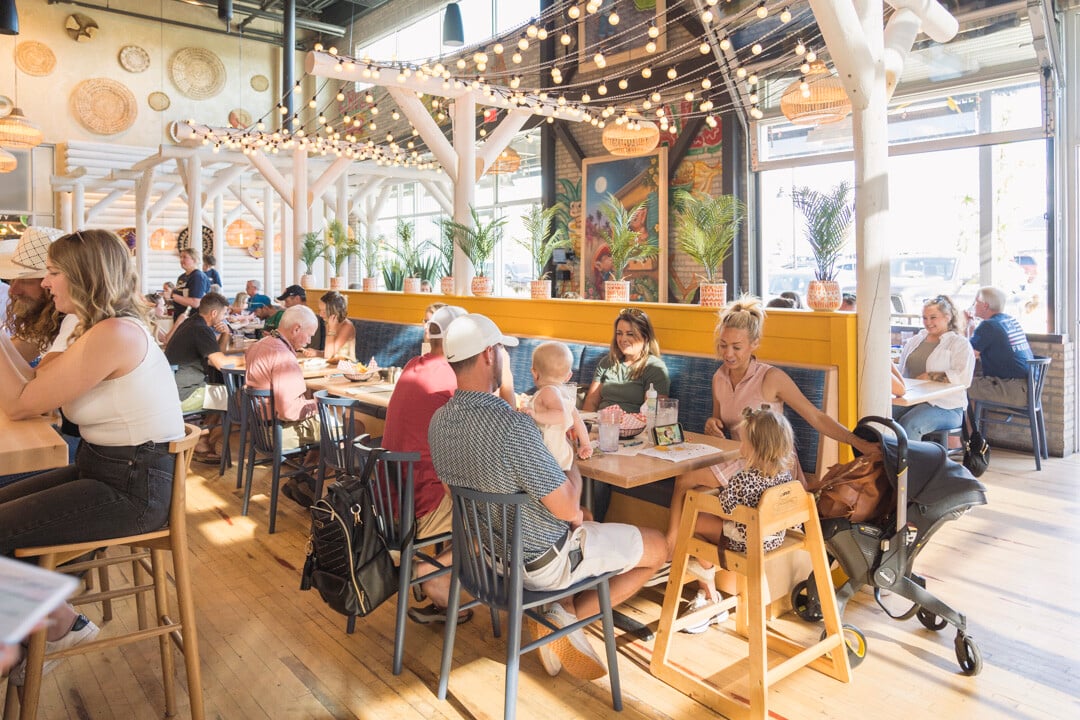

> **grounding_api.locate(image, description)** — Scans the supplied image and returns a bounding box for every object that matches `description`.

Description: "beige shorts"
[415,490,452,540]
[280,415,321,450]
[522,521,643,592]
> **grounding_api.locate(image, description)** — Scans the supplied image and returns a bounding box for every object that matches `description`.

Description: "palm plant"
[599,193,658,281]
[390,219,430,277]
[516,204,571,280]
[790,181,855,282]
[324,219,357,278]
[361,233,382,278]
[434,217,456,278]
[299,230,324,276]
[673,189,745,282]
[441,207,506,278]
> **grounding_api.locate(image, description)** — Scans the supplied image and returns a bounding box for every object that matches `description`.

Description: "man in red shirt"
[382,305,467,624]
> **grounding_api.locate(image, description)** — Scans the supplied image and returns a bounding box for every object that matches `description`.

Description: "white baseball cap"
[0,226,65,280]
[443,313,518,362]
[428,305,467,339]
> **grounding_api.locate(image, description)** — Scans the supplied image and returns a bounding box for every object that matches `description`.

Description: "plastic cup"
[598,419,620,453]
[657,398,679,427]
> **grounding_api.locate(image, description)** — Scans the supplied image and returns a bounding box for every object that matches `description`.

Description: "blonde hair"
[739,405,794,477]
[232,291,249,310]
[48,230,148,341]
[532,341,573,385]
[716,295,766,353]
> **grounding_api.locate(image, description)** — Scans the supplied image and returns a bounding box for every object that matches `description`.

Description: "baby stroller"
[790,416,987,675]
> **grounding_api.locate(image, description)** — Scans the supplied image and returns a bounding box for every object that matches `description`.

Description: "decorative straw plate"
[119,45,150,73]
[250,74,269,92]
[228,108,252,129]
[71,78,137,135]
[148,91,170,111]
[15,42,57,77]
[177,226,214,258]
[170,47,226,100]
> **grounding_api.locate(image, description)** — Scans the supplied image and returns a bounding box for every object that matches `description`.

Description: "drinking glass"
[560,382,578,408]
[657,398,679,427]
[598,419,620,453]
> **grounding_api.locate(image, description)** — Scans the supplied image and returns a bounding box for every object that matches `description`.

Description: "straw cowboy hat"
[0,226,65,280]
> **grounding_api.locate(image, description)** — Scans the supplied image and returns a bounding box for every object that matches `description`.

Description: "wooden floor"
[4,449,1078,720]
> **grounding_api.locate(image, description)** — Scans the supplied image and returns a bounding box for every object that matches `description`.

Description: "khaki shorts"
[415,490,453,540]
[280,415,321,450]
[522,521,643,592]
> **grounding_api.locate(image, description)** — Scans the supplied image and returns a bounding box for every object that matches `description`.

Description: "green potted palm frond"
[391,219,430,293]
[674,189,745,307]
[324,219,357,289]
[360,233,382,291]
[790,181,855,310]
[441,207,507,297]
[435,218,457,294]
[598,193,658,302]
[516,204,571,299]
[299,230,324,288]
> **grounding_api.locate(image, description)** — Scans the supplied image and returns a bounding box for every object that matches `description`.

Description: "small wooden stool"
[3,424,204,720]
[651,482,852,720]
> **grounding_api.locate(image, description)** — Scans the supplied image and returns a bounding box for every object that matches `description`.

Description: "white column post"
[452,91,477,295]
[292,145,309,285]
[59,192,72,234]
[187,155,203,256]
[263,185,276,300]
[72,184,85,231]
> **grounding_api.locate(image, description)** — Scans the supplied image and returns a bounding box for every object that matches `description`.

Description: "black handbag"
[962,410,990,478]
[301,450,398,618]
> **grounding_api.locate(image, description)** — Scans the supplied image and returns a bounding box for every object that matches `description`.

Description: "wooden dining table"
[893,377,967,407]
[0,410,68,475]
[305,373,397,437]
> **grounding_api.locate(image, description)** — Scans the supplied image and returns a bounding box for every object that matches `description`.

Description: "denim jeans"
[0,440,173,556]
[892,404,964,442]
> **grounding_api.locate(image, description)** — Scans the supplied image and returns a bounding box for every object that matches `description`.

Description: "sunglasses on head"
[619,307,647,320]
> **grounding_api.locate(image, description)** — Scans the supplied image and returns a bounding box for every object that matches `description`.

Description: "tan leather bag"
[807,453,891,522]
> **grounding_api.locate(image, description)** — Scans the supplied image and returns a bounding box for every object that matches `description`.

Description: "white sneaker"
[680,590,729,635]
[685,557,717,586]
[542,603,607,680]
[528,614,562,677]
[11,615,100,686]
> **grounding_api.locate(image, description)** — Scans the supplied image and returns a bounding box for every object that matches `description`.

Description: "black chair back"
[353,436,422,553]
[448,485,526,610]
[242,387,279,454]
[314,391,361,476]
[1027,355,1051,410]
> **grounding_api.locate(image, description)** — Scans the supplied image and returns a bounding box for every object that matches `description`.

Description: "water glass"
[560,382,578,407]
[598,420,620,453]
[657,398,679,427]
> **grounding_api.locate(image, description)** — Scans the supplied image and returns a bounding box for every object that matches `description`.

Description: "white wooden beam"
[387,86,458,178]
[475,109,531,179]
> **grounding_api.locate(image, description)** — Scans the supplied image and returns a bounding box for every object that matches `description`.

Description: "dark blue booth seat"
[351,319,424,368]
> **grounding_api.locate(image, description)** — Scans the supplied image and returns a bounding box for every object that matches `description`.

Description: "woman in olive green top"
[583,307,671,413]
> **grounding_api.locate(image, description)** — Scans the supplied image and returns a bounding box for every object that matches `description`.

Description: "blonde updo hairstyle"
[715,294,767,355]
[48,229,149,341]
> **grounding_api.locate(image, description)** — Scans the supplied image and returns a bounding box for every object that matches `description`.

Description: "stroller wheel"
[917,608,948,631]
[822,624,867,668]
[955,633,983,676]
[791,580,823,622]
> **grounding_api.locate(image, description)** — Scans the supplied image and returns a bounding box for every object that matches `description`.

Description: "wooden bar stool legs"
[651,483,852,720]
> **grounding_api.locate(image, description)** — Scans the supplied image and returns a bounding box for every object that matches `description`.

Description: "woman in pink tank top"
[663,296,878,560]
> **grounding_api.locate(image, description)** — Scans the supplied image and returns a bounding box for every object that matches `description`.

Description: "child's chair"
[651,482,856,720]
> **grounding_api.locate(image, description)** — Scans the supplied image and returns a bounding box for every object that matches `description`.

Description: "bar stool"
[651,483,852,720]
[4,424,204,720]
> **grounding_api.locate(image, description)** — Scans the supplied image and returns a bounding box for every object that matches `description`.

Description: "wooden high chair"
[4,424,204,720]
[651,482,854,720]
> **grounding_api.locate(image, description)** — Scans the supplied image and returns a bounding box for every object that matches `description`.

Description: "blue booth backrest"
[352,319,425,369]
[504,338,587,395]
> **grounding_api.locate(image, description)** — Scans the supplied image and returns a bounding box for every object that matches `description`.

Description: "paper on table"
[0,556,79,644]
[637,443,723,463]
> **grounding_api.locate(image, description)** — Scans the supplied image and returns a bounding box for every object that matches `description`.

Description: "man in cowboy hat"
[0,226,68,363]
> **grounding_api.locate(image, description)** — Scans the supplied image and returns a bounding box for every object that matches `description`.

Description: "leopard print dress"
[720,467,793,552]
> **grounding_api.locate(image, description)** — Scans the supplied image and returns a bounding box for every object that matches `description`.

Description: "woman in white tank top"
[0,229,183,678]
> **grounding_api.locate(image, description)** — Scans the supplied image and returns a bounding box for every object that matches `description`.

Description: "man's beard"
[9,293,49,322]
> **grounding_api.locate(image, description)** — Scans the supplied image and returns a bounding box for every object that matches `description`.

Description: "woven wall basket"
[170,47,226,100]
[119,45,150,73]
[250,74,269,92]
[148,92,170,111]
[71,78,137,135]
[177,226,215,258]
[15,42,57,77]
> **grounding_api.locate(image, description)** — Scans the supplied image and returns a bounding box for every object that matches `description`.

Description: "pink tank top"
[712,359,783,440]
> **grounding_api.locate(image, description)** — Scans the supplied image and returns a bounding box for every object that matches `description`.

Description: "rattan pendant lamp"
[602,112,660,156]
[780,61,851,126]
[0,31,44,150]
[0,147,16,173]
[487,146,521,174]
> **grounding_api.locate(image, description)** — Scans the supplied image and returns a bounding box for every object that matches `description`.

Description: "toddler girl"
[680,405,795,632]
[529,341,592,471]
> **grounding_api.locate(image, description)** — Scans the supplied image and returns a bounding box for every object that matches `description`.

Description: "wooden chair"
[438,486,622,720]
[651,483,852,720]
[4,424,204,720]
[973,355,1051,470]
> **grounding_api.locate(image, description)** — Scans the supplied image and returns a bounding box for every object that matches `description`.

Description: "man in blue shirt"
[967,286,1033,408]
[244,279,272,312]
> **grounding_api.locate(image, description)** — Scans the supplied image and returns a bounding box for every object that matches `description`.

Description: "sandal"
[192,450,222,464]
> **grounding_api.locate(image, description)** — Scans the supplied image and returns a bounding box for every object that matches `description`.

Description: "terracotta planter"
[806,279,843,311]
[529,279,550,299]
[402,277,422,294]
[471,276,493,297]
[362,277,378,292]
[299,274,315,289]
[699,281,727,308]
[329,276,345,290]
[440,276,456,295]
[604,280,631,303]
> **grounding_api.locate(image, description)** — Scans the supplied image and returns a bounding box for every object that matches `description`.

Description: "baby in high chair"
[529,341,593,471]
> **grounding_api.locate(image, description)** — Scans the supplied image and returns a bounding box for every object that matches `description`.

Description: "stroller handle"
[858,415,910,530]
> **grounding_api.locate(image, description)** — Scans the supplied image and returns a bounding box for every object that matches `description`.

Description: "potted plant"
[673,189,745,307]
[516,204,571,299]
[790,181,855,311]
[442,207,507,297]
[324,219,357,290]
[598,193,658,303]
[435,218,457,294]
[391,219,428,293]
[360,232,382,291]
[298,230,324,288]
